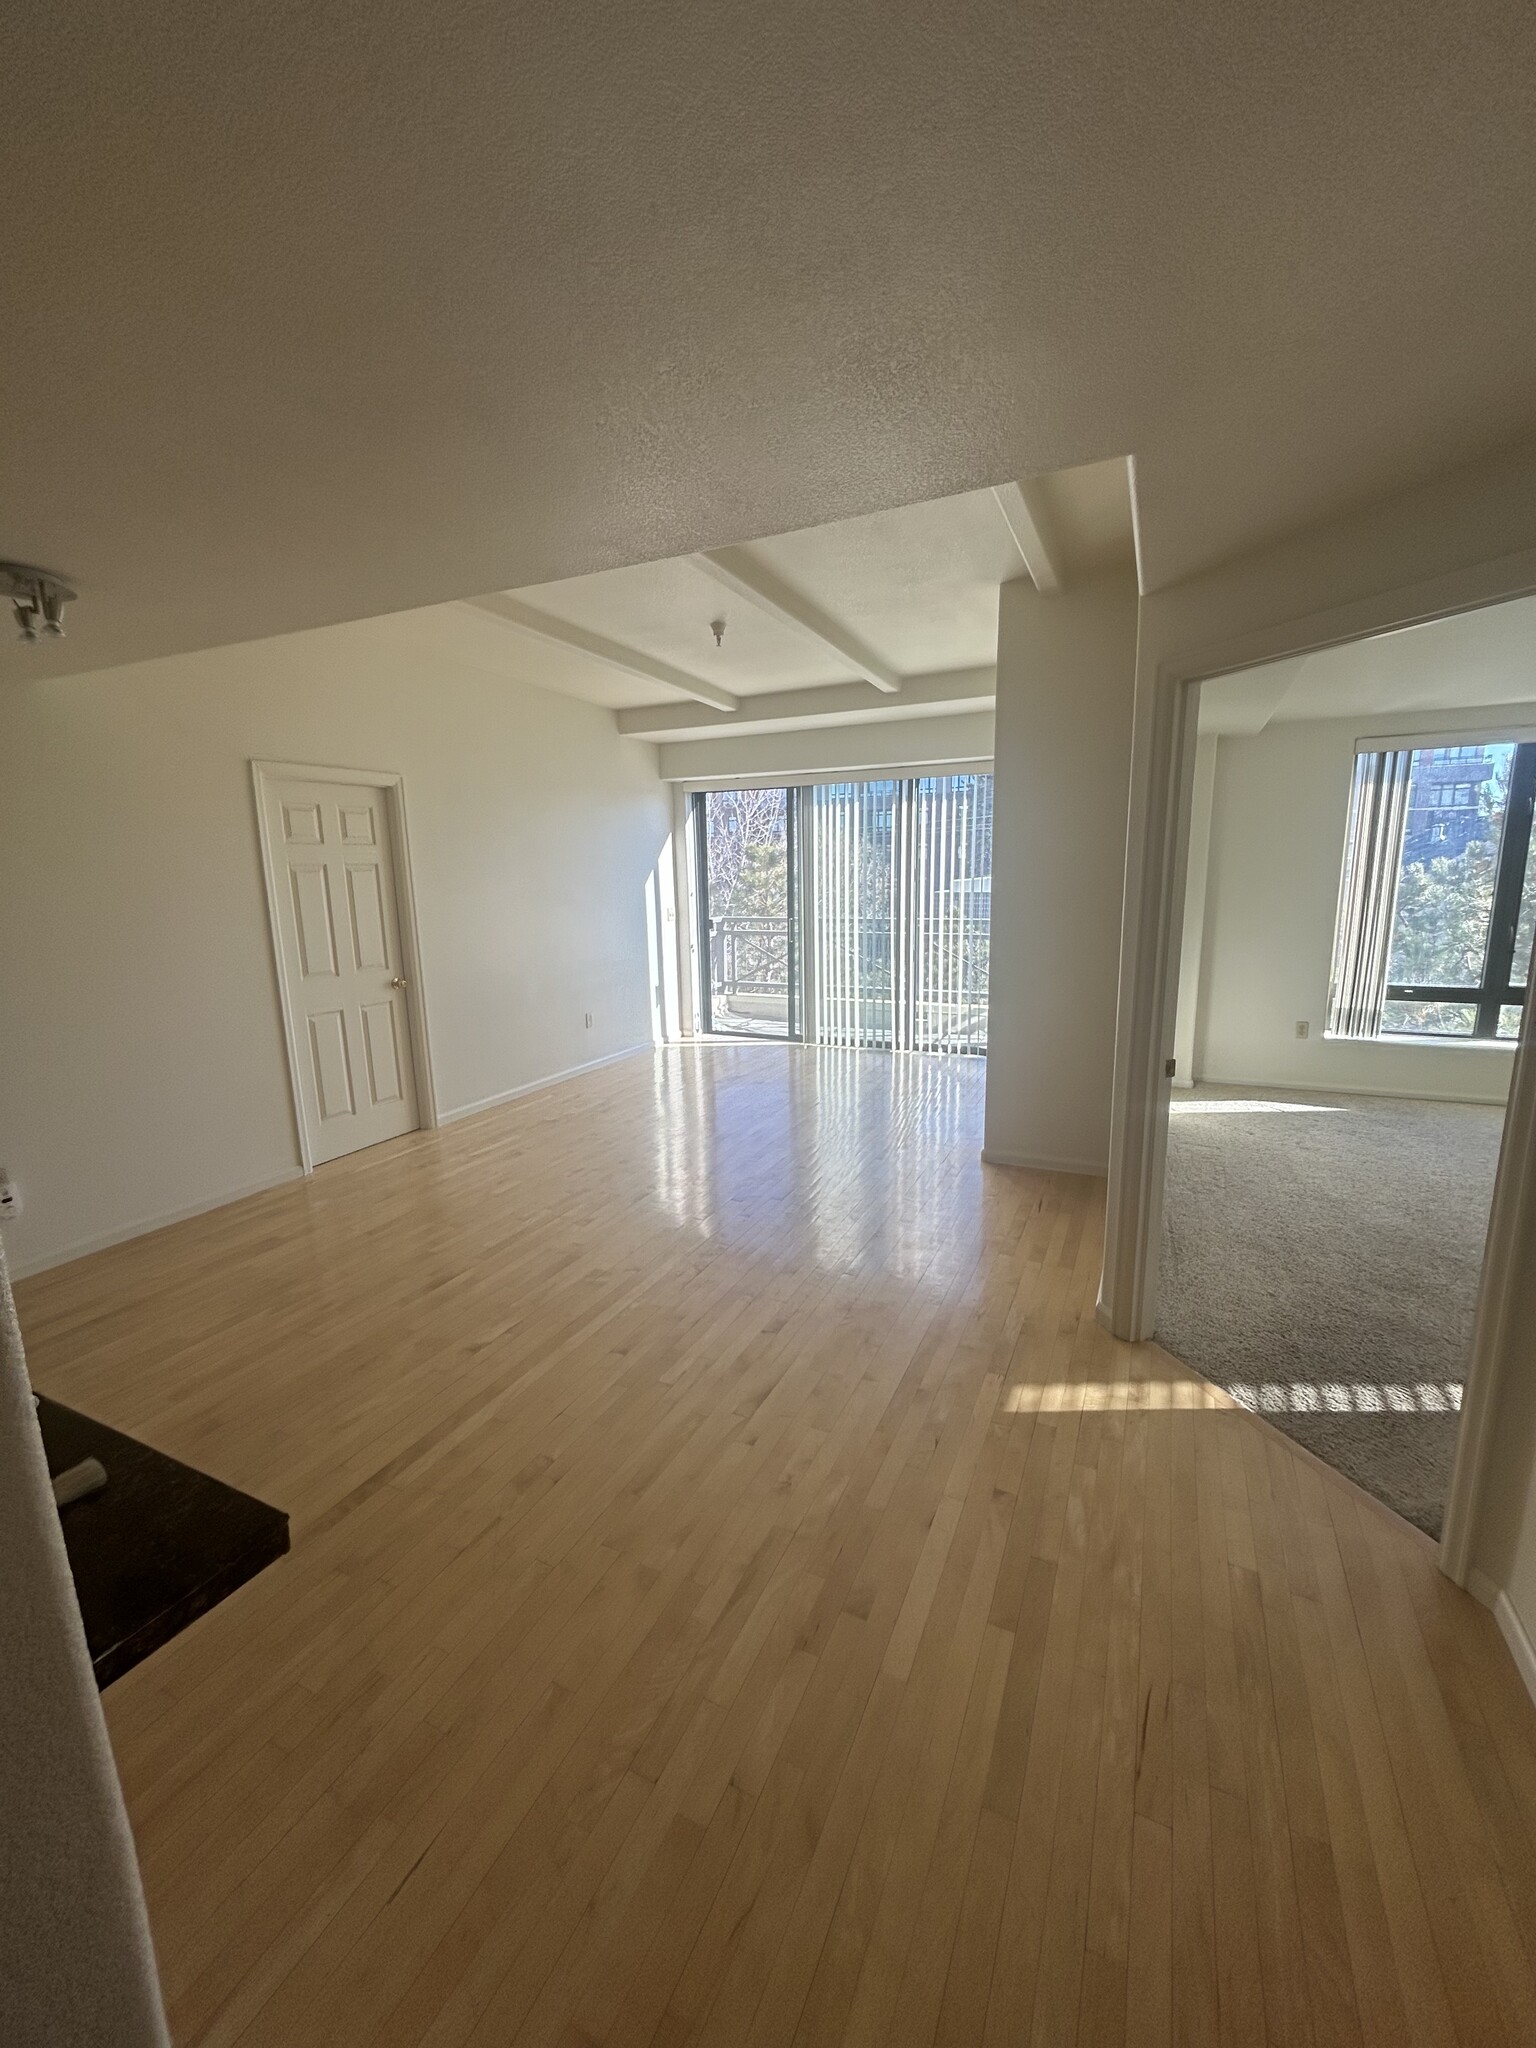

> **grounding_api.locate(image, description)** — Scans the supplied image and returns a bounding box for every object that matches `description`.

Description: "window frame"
[691,785,802,1042]
[1382,738,1536,1040]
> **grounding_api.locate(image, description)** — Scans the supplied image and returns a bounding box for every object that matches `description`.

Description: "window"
[1329,741,1536,1041]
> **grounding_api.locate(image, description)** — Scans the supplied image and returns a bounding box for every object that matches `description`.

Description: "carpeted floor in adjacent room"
[1158,1083,1506,1538]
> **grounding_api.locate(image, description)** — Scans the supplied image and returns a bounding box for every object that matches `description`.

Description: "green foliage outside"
[725,842,789,919]
[705,789,786,918]
[1386,838,1498,987]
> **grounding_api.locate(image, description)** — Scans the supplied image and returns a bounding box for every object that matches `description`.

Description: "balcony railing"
[709,914,791,995]
[708,914,792,1036]
[708,911,990,1051]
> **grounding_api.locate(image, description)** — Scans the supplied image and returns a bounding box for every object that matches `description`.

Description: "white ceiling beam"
[691,546,902,693]
[615,666,993,741]
[991,480,1062,594]
[462,593,739,713]
[659,714,996,786]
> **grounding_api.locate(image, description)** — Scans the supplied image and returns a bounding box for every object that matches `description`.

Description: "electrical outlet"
[1295,1020,1310,1039]
[0,1170,20,1222]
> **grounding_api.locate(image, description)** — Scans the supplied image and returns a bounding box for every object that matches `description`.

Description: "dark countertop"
[36,1396,289,1689]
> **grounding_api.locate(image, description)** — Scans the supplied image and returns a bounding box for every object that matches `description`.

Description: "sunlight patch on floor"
[1006,1376,1464,1417]
[1004,1379,1223,1412]
[1168,1098,1346,1116]
[1228,1380,1463,1415]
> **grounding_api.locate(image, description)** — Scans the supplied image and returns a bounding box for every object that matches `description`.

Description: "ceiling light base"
[3,560,77,642]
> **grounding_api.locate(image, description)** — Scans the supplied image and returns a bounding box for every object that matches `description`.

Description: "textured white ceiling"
[1200,594,1536,733]
[740,489,1023,676]
[503,480,1115,706]
[512,554,836,704]
[4,3,1535,684]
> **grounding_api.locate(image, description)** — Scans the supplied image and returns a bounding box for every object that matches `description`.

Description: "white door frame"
[1101,548,1536,1585]
[251,760,439,1172]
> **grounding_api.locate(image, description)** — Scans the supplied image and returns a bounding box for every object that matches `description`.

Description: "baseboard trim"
[981,1146,1108,1179]
[438,1044,653,1127]
[1466,1571,1536,1708]
[5,1167,308,1282]
[1193,1075,1512,1109]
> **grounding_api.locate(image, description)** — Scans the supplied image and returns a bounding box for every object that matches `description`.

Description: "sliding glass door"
[696,786,799,1038]
[694,774,993,1053]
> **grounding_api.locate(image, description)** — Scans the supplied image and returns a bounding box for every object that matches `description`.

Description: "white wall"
[1171,733,1217,1089]
[1191,711,1521,1104]
[1501,1454,1536,1692]
[1462,1011,1536,1702]
[0,610,669,1276]
[984,569,1139,1175]
[1479,1252,1536,1696]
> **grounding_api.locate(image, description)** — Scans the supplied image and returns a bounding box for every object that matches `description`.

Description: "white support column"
[982,569,1140,1176]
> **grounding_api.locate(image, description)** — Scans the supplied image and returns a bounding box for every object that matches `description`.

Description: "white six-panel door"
[265,778,421,1165]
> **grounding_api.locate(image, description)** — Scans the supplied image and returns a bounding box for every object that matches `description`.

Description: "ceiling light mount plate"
[3,559,77,642]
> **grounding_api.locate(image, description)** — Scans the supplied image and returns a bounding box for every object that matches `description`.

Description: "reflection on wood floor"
[17,1044,1536,2046]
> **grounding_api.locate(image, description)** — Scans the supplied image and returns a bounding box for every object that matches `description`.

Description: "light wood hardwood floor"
[18,1044,1536,2047]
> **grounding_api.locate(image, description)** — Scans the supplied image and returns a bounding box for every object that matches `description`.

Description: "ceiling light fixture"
[710,616,726,648]
[3,560,77,643]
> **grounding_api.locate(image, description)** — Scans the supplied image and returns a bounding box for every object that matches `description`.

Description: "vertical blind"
[906,774,993,1053]
[1327,749,1412,1038]
[803,775,992,1053]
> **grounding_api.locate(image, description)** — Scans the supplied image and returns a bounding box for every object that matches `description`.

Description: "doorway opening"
[693,773,994,1054]
[1156,596,1536,1536]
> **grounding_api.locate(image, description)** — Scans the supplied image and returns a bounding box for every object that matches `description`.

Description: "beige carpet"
[1158,1084,1505,1538]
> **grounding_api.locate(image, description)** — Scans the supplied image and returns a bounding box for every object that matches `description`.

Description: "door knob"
[390,975,408,990]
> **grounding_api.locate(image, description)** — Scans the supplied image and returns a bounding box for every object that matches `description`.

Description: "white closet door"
[266,780,420,1165]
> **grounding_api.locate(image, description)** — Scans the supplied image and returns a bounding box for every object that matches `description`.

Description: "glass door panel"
[907,775,993,1053]
[697,788,797,1038]
[803,774,993,1053]
[805,780,899,1049]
